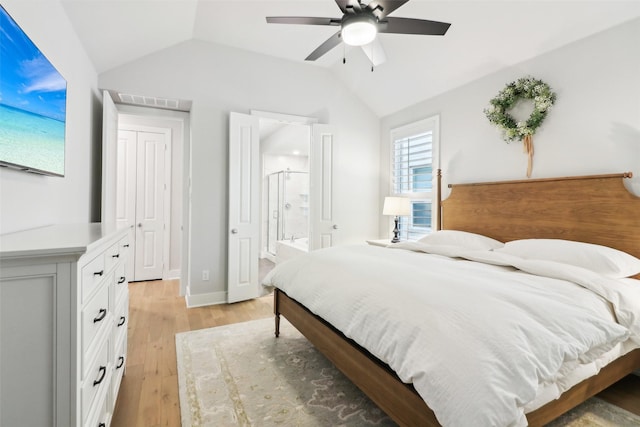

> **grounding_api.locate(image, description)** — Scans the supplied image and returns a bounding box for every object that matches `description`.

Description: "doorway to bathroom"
[260,122,310,266]
[227,110,337,303]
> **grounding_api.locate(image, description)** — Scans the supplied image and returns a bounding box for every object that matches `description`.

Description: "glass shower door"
[267,172,282,255]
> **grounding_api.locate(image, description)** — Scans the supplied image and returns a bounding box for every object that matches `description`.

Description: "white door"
[101,90,119,224]
[227,112,260,303]
[134,131,167,281]
[309,124,338,250]
[116,130,137,280]
[116,129,170,282]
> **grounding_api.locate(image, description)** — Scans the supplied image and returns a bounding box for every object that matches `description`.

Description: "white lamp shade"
[383,197,410,216]
[342,17,377,46]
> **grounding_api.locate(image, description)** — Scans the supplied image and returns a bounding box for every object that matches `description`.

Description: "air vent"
[118,93,181,109]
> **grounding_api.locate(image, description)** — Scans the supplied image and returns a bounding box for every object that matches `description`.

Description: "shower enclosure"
[266,170,309,256]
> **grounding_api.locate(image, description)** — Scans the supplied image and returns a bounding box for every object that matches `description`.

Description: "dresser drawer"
[82,282,111,375]
[81,253,106,303]
[82,336,111,424]
[104,242,121,274]
[96,395,110,427]
[114,261,128,305]
[112,336,127,405]
[85,384,110,427]
[114,293,128,343]
[119,235,131,259]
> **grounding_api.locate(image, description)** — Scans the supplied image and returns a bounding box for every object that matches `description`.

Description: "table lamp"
[383,197,411,243]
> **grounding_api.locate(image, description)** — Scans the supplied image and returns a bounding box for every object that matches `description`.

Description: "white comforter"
[262,243,640,427]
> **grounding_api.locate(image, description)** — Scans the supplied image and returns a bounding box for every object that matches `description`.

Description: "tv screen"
[0,5,67,176]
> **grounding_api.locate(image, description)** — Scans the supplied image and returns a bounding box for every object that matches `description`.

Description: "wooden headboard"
[439,171,640,262]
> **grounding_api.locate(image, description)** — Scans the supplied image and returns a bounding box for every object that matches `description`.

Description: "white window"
[390,116,439,241]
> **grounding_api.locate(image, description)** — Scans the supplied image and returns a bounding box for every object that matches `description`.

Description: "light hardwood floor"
[112,279,640,427]
[111,279,273,427]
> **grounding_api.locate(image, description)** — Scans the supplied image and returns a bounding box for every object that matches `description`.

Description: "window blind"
[391,129,434,241]
[392,131,433,194]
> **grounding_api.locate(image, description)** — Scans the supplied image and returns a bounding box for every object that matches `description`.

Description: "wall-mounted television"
[0,5,67,177]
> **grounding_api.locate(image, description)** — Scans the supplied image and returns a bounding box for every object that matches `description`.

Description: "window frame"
[389,116,440,241]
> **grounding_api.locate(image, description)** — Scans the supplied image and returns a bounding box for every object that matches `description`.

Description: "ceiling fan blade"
[266,17,338,26]
[334,0,361,13]
[334,0,349,13]
[379,17,451,36]
[366,0,409,18]
[361,38,386,66]
[305,31,342,61]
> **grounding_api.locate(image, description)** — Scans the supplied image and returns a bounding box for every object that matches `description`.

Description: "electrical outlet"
[202,270,209,281]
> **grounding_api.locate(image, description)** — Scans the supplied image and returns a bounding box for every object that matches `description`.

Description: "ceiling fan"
[266,0,451,67]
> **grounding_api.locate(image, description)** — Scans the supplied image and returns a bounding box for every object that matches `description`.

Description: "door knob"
[332,224,339,230]
[231,229,238,234]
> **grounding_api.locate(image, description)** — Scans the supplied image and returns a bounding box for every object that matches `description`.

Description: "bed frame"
[273,171,640,426]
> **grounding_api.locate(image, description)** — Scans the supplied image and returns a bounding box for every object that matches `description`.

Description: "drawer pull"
[117,316,126,327]
[93,366,107,386]
[93,270,104,277]
[99,424,106,427]
[93,309,107,323]
[116,356,125,369]
[123,244,130,248]
[118,276,126,284]
[112,253,120,258]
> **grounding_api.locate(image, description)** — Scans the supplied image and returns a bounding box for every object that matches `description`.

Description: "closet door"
[134,131,167,281]
[116,129,169,282]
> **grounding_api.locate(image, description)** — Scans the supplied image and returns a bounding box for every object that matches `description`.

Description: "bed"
[263,171,640,426]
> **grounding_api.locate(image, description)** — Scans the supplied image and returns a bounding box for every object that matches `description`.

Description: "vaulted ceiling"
[61,1,640,116]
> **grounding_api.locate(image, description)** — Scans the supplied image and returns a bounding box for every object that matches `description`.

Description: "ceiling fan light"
[342,20,377,46]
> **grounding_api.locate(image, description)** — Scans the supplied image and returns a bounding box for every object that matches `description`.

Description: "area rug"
[176,318,640,427]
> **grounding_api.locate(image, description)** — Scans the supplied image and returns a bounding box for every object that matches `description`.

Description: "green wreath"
[484,76,556,142]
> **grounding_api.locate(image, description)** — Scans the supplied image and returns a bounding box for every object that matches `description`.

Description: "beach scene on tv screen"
[0,6,66,176]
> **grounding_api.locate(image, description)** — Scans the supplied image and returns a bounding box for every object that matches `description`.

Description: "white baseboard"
[165,269,181,280]
[185,287,227,308]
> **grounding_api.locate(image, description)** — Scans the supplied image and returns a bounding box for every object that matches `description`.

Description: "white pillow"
[417,230,504,251]
[495,239,640,278]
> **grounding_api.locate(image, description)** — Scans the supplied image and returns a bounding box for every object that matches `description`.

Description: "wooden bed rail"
[447,171,633,188]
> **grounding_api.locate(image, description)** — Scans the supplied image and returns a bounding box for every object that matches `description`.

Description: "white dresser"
[0,223,130,427]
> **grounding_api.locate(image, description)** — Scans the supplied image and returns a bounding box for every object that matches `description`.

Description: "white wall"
[379,18,640,238]
[99,40,380,304]
[0,1,100,234]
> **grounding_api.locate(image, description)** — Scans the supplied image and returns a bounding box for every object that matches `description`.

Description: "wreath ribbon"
[523,135,533,178]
